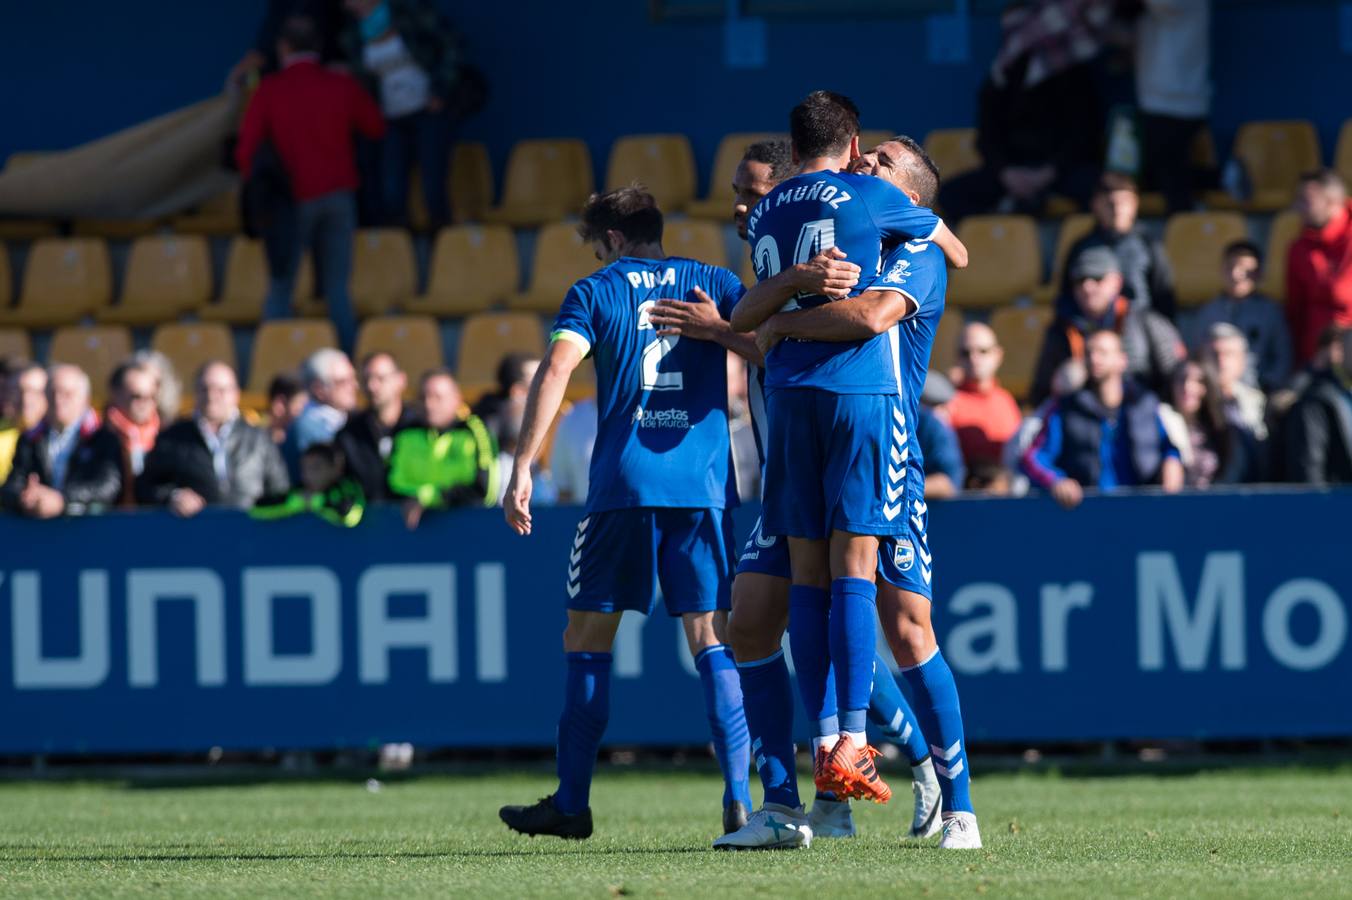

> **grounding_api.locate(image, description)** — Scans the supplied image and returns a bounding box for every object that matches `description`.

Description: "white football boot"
[807,796,856,838]
[712,803,813,850]
[938,811,983,849]
[908,758,943,839]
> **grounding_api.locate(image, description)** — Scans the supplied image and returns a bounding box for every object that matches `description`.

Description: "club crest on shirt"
[882,257,911,284]
[893,538,915,572]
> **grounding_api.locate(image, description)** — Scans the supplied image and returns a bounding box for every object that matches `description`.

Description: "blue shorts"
[566,507,735,616]
[877,497,933,601]
[763,388,909,540]
[736,515,792,579]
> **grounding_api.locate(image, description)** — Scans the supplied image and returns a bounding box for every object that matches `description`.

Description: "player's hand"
[169,487,206,518]
[402,498,424,531]
[757,318,785,356]
[649,287,725,340]
[790,248,860,299]
[1050,477,1083,510]
[504,467,533,536]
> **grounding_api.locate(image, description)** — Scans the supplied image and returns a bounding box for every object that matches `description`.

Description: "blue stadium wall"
[3,2,1350,185]
[3,492,1350,755]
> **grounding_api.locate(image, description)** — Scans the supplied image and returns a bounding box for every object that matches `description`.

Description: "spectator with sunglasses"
[947,322,1024,478]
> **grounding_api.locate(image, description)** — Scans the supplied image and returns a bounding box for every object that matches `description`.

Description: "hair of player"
[577,184,664,247]
[789,90,861,160]
[1222,238,1263,267]
[1299,168,1347,193]
[279,15,320,54]
[887,134,941,208]
[742,139,795,183]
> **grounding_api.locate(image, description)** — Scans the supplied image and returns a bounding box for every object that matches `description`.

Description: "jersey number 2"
[752,218,836,312]
[636,300,682,392]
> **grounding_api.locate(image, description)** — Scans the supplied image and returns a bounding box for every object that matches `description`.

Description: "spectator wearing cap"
[0,362,47,483]
[1059,174,1177,321]
[1,365,122,518]
[1032,245,1184,406]
[284,348,359,481]
[1204,323,1268,444]
[1023,330,1184,509]
[916,371,966,500]
[335,351,413,502]
[388,369,498,529]
[138,362,291,517]
[104,361,162,507]
[1287,169,1352,366]
[267,373,308,446]
[948,322,1023,477]
[1281,328,1352,484]
[1185,240,1291,391]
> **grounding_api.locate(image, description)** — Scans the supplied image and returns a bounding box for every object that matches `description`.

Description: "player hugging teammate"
[500,90,982,851]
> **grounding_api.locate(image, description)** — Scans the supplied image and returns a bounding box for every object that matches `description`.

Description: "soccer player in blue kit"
[652,138,946,848]
[498,186,764,840]
[747,136,983,849]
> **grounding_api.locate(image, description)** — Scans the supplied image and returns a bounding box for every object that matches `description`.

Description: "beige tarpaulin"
[0,94,241,220]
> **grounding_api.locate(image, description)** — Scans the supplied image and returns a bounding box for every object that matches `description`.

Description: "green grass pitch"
[1,761,1349,898]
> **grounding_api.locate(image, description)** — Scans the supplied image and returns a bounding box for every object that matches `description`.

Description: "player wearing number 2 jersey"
[500,186,763,842]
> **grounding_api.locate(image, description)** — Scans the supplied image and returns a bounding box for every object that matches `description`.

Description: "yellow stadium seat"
[485,139,594,227]
[355,315,445,379]
[348,228,419,318]
[0,238,112,328]
[664,220,728,268]
[0,328,33,362]
[1033,213,1096,304]
[49,325,133,404]
[687,132,785,220]
[173,187,242,236]
[151,322,237,386]
[202,237,313,325]
[924,128,982,181]
[456,312,545,401]
[928,310,965,384]
[1163,211,1249,307]
[405,224,519,317]
[1230,120,1322,212]
[1260,209,1303,302]
[246,319,338,396]
[100,235,212,326]
[988,305,1055,402]
[452,142,494,224]
[605,134,697,212]
[947,215,1042,308]
[509,222,599,313]
[858,130,894,153]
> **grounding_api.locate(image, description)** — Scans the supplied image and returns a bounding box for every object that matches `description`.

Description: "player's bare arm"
[728,249,861,333]
[647,287,765,366]
[757,288,911,355]
[930,222,968,269]
[504,337,583,536]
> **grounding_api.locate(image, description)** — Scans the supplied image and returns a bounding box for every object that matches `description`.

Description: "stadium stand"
[99,235,212,326]
[930,310,963,381]
[946,215,1042,308]
[299,228,418,319]
[924,128,982,181]
[201,237,313,325]
[663,220,728,268]
[0,152,59,241]
[509,222,598,313]
[1228,119,1322,212]
[686,132,783,219]
[245,319,339,405]
[49,324,132,404]
[0,237,112,328]
[403,224,519,317]
[172,187,242,236]
[406,141,496,229]
[0,328,32,362]
[987,305,1054,401]
[354,315,446,381]
[604,134,697,213]
[456,311,545,401]
[484,139,594,227]
[1033,213,1096,303]
[1163,211,1249,306]
[1261,209,1302,301]
[151,322,238,393]
[1337,119,1352,189]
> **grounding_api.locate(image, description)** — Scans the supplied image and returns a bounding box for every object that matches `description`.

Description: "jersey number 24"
[752,218,836,312]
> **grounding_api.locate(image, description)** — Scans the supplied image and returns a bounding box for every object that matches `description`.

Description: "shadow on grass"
[0,844,712,863]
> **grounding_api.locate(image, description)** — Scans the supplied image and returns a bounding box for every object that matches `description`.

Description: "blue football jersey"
[551,256,745,514]
[869,238,949,492]
[744,170,940,394]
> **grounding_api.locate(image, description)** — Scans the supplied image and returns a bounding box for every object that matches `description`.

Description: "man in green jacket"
[389,368,497,529]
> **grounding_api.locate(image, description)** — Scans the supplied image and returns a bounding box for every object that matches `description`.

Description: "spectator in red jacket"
[1287,169,1352,366]
[235,14,386,351]
[948,322,1024,478]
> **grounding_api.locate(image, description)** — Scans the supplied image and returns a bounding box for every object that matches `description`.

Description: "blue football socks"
[735,649,800,809]
[788,585,837,739]
[829,577,878,737]
[695,644,754,811]
[554,651,612,815]
[900,648,973,814]
[868,652,929,766]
